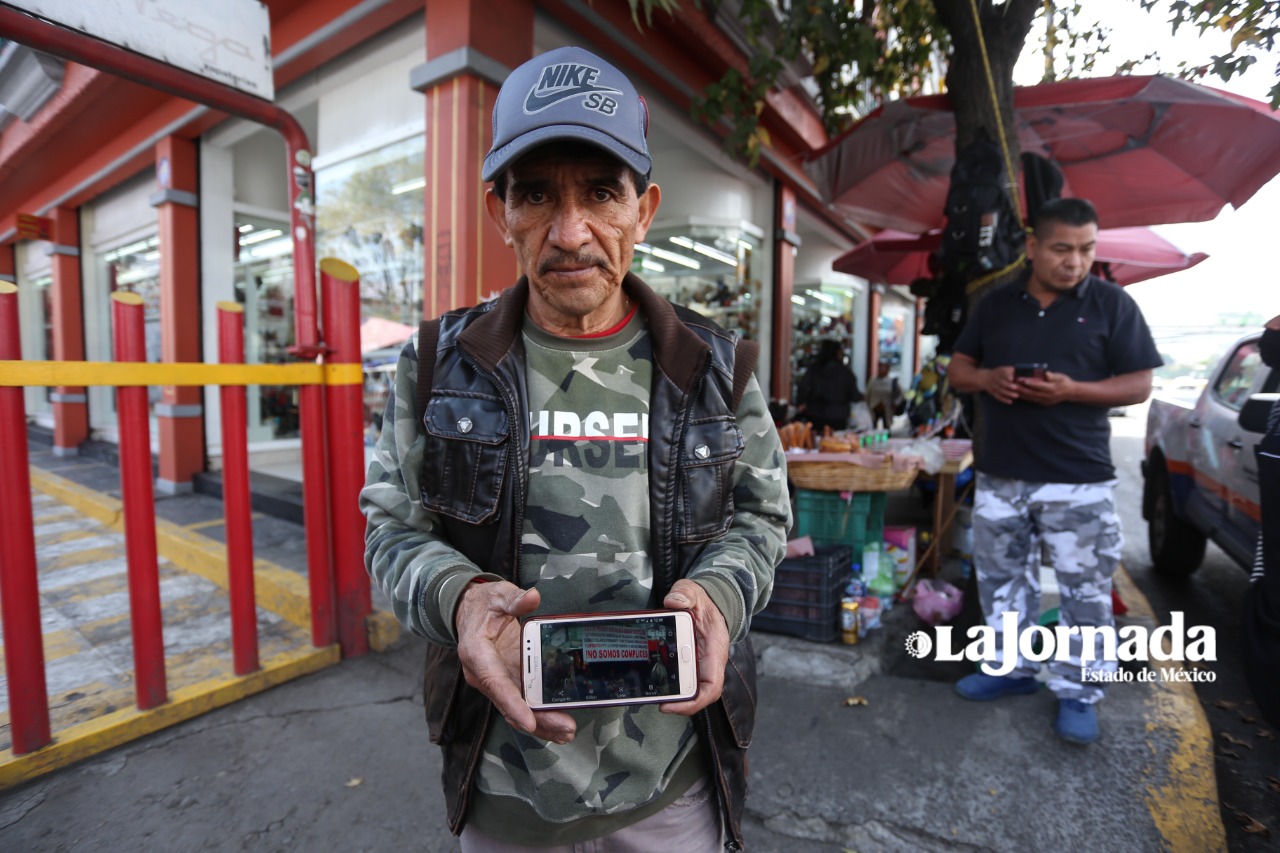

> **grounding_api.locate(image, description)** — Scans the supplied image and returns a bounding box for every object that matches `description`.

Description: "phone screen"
[535,614,686,706]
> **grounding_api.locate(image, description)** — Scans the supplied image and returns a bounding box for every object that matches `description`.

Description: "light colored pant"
[973,474,1122,703]
[458,776,722,852]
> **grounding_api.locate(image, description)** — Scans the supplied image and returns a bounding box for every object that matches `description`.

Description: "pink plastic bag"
[912,578,963,626]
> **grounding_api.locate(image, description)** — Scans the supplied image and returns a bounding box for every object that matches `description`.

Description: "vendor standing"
[946,197,1163,745]
[796,339,863,434]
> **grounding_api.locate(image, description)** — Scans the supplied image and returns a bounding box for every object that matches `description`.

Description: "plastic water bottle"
[846,563,866,598]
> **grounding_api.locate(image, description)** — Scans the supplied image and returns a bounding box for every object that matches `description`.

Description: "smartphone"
[522,610,697,710]
[1014,362,1048,380]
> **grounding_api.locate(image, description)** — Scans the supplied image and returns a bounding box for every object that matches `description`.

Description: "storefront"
[789,210,871,407]
[78,173,162,446]
[4,0,876,490]
[15,241,52,424]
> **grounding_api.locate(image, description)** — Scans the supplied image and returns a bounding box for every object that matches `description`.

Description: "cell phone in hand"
[522,610,697,710]
[1014,363,1048,380]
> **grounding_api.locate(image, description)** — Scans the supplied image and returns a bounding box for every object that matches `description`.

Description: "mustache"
[538,251,610,276]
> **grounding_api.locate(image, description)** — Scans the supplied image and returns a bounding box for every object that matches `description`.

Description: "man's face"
[1026,220,1098,294]
[484,146,659,330]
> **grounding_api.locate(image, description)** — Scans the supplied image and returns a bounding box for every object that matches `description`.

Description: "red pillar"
[217,302,260,675]
[867,286,883,382]
[0,243,14,282]
[320,259,371,657]
[113,292,168,710]
[48,208,87,455]
[771,184,799,403]
[413,0,531,317]
[0,281,52,754]
[152,136,205,494]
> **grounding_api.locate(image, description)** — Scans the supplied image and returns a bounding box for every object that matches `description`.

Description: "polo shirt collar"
[1018,271,1094,302]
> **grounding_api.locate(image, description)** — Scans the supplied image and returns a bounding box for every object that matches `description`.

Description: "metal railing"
[0,260,371,760]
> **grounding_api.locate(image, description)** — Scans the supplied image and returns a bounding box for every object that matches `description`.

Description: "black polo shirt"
[953,273,1163,484]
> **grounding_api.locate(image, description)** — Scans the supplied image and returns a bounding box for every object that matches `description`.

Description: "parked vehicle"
[1143,332,1275,575]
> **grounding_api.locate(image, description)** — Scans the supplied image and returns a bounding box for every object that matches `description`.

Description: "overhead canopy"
[807,75,1280,234]
[834,226,1207,287]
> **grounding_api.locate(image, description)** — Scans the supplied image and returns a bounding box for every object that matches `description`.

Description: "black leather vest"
[418,276,757,850]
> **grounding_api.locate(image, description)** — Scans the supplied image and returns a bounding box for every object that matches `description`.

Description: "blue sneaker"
[1054,699,1100,744]
[954,672,1039,701]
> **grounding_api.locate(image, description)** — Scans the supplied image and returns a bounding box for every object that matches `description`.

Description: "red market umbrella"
[833,226,1207,287]
[360,316,416,354]
[807,75,1280,233]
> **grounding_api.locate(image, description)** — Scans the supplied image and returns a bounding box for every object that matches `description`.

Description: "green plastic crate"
[793,489,886,561]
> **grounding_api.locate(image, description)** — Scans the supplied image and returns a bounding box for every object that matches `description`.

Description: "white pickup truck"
[1143,332,1276,575]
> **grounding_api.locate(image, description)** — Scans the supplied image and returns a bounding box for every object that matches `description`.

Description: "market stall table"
[917,439,974,577]
[763,448,921,641]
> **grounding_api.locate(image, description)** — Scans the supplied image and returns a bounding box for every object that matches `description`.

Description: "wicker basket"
[788,458,918,492]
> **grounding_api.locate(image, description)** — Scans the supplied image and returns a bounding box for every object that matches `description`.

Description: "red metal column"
[0,6,335,648]
[217,302,260,675]
[0,281,52,754]
[283,122,335,652]
[320,259,370,657]
[112,292,167,709]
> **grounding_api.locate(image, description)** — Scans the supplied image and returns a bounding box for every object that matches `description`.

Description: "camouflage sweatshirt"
[359,292,790,843]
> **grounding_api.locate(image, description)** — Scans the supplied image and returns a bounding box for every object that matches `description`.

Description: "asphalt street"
[0,409,1258,851]
[1110,403,1280,852]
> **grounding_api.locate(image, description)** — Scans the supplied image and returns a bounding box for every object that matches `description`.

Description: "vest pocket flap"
[425,393,509,444]
[681,418,744,466]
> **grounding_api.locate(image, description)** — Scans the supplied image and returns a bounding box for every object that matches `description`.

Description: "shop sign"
[16,213,52,241]
[8,0,274,100]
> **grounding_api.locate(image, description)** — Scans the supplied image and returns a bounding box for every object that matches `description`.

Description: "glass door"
[233,215,297,442]
[93,235,162,427]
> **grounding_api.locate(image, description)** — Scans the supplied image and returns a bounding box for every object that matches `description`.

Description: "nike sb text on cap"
[481,46,650,183]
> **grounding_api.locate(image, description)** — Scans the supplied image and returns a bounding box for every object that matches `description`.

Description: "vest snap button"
[457,417,473,434]
[694,444,710,459]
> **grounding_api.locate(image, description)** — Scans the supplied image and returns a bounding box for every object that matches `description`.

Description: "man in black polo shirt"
[948,198,1162,745]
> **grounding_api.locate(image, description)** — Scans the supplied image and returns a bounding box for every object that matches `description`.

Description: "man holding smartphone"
[947,198,1162,745]
[359,46,790,850]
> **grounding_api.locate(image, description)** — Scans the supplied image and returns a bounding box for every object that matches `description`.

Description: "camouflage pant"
[459,775,721,852]
[973,474,1123,703]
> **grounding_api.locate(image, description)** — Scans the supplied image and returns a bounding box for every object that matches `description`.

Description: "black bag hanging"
[938,133,1025,288]
[1021,151,1064,227]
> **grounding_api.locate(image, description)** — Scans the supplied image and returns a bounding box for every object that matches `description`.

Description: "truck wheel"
[1147,463,1207,576]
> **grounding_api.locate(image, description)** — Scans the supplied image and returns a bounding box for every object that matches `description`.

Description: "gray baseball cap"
[482,46,651,182]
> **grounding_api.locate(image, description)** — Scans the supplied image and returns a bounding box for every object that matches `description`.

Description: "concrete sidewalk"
[0,448,397,784]
[0,449,1225,852]
[0,602,1224,853]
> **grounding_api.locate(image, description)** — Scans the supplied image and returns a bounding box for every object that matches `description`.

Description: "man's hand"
[1016,371,1076,407]
[980,365,1022,405]
[659,579,730,717]
[454,581,576,744]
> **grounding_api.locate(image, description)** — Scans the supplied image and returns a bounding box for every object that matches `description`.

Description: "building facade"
[1,0,921,486]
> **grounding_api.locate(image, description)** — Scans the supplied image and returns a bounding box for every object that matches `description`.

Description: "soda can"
[841,598,860,645]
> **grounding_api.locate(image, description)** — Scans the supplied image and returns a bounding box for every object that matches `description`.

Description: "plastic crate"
[793,489,886,559]
[754,545,852,642]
